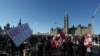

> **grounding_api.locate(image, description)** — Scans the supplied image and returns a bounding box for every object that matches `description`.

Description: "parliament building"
[50,12,92,36]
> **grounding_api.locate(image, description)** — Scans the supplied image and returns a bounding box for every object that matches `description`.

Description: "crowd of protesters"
[30,33,100,56]
[0,33,100,56]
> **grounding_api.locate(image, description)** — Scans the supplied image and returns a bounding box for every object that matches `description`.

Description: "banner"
[7,23,32,47]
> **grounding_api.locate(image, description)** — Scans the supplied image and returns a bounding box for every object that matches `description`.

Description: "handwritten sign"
[7,23,32,47]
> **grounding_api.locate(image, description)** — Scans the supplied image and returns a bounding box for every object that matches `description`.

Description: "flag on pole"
[51,31,65,48]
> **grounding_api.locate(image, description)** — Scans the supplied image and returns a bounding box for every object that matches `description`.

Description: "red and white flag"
[51,31,65,48]
[84,34,90,48]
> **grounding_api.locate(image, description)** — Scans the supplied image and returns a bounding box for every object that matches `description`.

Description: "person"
[84,34,92,56]
[61,40,67,56]
[77,37,86,56]
[45,40,51,56]
[66,37,74,56]
[37,39,43,56]
[87,36,92,56]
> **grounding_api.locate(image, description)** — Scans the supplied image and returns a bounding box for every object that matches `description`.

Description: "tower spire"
[18,18,21,26]
[65,11,67,16]
[64,11,68,20]
[64,11,69,34]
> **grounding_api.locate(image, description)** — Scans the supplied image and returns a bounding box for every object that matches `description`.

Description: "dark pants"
[61,51,66,56]
[38,51,43,56]
[87,52,92,56]
[45,51,50,56]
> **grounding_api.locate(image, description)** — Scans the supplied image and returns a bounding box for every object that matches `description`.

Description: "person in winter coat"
[45,40,51,56]
[84,34,92,56]
[61,40,67,56]
[66,37,74,56]
[78,38,86,56]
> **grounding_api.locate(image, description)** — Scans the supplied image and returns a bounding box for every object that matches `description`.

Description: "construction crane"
[92,4,100,18]
[91,4,100,35]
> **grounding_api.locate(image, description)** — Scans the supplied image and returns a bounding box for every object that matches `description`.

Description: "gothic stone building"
[0,19,22,35]
[50,12,92,36]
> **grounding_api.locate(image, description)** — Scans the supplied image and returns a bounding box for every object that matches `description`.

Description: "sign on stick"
[7,23,32,47]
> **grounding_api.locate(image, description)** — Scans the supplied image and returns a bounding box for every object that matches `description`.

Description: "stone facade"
[69,24,92,35]
[50,12,92,36]
[0,19,22,35]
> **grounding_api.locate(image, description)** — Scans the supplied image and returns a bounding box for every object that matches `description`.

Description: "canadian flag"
[51,31,65,48]
[84,34,90,48]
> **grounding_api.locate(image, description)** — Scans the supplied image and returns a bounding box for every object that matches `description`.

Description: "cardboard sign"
[7,23,32,47]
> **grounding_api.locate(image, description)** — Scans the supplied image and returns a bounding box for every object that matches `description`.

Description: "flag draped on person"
[84,34,90,48]
[51,31,66,48]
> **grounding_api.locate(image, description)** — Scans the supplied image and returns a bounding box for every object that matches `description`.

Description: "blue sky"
[0,0,100,34]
